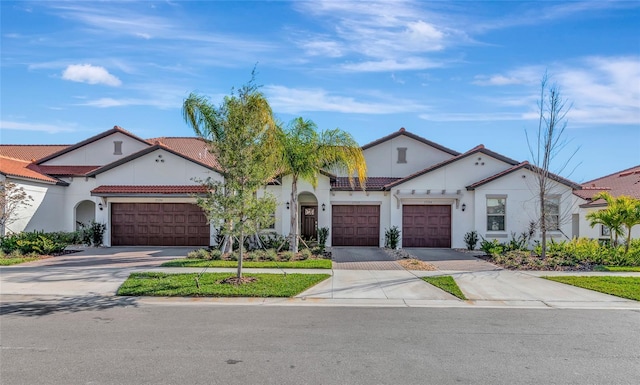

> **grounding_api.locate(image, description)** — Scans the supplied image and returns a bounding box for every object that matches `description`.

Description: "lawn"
[117,272,330,297]
[422,276,467,300]
[594,265,640,272]
[0,256,41,266]
[545,276,640,301]
[161,258,332,269]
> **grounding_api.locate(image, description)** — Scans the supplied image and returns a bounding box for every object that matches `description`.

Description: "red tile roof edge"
[90,185,209,195]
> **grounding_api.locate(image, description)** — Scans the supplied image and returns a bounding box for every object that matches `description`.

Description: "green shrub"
[1,231,69,255]
[384,226,401,249]
[317,227,329,252]
[463,231,478,250]
[279,251,295,262]
[264,249,278,261]
[480,238,504,255]
[300,248,313,260]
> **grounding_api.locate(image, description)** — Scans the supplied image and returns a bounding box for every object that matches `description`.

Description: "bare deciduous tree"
[526,73,578,258]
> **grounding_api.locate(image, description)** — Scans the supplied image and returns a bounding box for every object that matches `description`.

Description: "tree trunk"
[238,229,243,279]
[540,190,547,259]
[289,176,299,253]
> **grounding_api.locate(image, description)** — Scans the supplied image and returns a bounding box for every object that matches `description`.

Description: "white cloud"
[419,112,529,122]
[472,56,640,125]
[0,121,76,133]
[265,85,427,114]
[294,1,461,72]
[62,64,122,86]
[342,58,443,72]
[302,40,343,58]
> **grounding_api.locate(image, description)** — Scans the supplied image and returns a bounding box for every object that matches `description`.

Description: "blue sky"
[1,0,639,182]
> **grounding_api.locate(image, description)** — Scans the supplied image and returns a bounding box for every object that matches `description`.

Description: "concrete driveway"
[0,247,196,297]
[406,248,499,272]
[331,247,402,270]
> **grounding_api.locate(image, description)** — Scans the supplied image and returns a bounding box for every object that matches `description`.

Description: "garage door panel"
[111,203,209,246]
[331,205,380,246]
[402,205,451,248]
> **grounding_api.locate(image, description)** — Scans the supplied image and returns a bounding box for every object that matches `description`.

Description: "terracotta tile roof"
[331,177,402,190]
[574,165,640,204]
[146,137,221,170]
[0,145,69,162]
[466,161,581,190]
[37,165,101,176]
[90,185,208,195]
[361,127,460,155]
[0,156,65,184]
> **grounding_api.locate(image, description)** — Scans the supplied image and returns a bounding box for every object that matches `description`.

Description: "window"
[601,225,611,237]
[397,147,407,163]
[487,197,506,231]
[544,196,560,231]
[113,141,123,155]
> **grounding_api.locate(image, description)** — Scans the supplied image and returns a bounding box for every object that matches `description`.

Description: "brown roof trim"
[466,161,582,190]
[86,144,223,177]
[383,144,520,190]
[91,185,208,197]
[36,126,151,164]
[361,127,459,156]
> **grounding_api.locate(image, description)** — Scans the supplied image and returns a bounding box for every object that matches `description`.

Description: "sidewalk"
[3,255,640,309]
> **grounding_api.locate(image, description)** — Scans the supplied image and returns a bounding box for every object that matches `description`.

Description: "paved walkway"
[331,247,403,270]
[405,248,499,271]
[1,247,639,309]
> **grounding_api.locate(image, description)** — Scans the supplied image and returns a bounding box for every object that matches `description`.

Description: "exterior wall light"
[321,203,326,211]
[98,203,104,211]
[286,202,290,210]
[461,203,466,212]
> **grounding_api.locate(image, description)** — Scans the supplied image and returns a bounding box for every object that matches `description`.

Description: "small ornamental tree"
[0,180,34,236]
[182,76,279,279]
[526,73,578,258]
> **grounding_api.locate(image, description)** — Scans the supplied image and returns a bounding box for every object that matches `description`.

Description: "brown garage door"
[111,203,209,246]
[332,205,380,246]
[402,205,451,247]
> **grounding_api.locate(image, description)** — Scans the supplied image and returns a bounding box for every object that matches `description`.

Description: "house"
[1,126,587,248]
[573,165,640,241]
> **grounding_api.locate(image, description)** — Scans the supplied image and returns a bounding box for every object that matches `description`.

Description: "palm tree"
[617,195,640,254]
[586,192,625,246]
[276,117,367,253]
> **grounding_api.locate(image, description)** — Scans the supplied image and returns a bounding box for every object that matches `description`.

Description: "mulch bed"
[219,276,258,285]
[477,254,597,271]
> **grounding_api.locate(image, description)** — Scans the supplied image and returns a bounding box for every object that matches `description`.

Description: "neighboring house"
[573,165,640,241]
[2,126,587,248]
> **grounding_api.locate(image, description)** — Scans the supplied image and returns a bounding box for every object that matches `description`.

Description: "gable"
[39,127,150,166]
[362,133,457,178]
[388,150,516,191]
[89,147,222,185]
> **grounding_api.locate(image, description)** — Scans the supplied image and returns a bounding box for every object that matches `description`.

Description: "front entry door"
[301,206,318,241]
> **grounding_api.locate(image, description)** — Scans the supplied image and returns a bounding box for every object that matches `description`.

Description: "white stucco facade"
[3,126,635,248]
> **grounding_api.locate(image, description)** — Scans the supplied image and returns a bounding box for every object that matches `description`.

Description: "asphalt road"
[1,300,639,385]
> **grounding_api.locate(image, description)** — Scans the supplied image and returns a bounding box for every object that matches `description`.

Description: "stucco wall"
[472,168,576,247]
[3,178,66,234]
[41,132,150,166]
[358,135,455,178]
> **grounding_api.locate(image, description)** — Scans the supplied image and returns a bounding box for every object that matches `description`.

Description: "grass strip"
[117,272,330,297]
[545,276,640,301]
[0,257,40,266]
[593,265,640,272]
[422,276,467,300]
[161,259,332,269]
